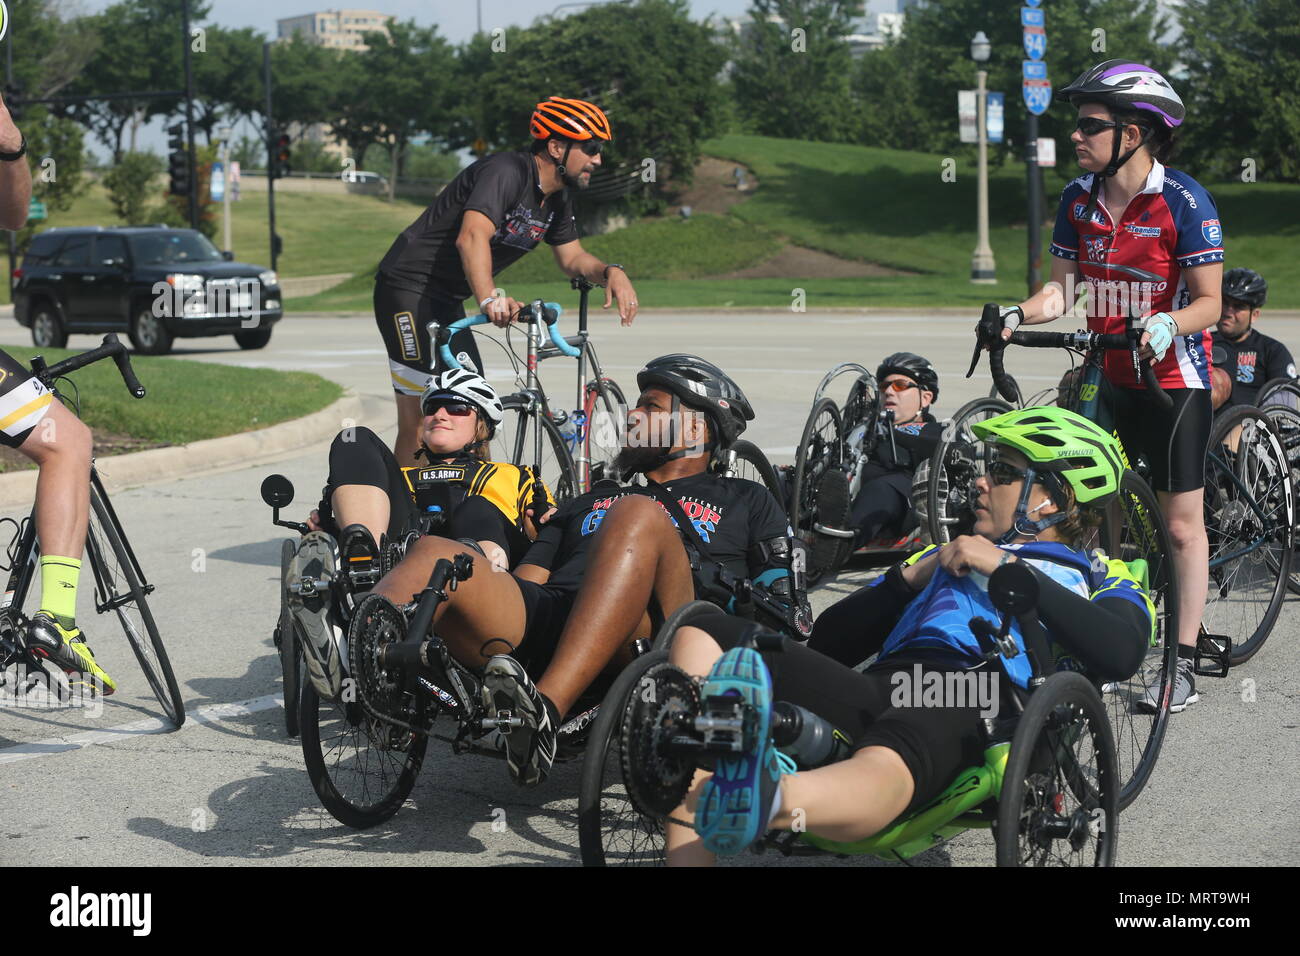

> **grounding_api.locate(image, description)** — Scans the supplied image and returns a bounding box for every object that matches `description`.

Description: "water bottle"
[553,409,580,449]
[772,702,850,768]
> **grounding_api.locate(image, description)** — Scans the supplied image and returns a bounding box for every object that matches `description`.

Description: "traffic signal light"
[3,83,23,123]
[273,131,291,180]
[167,122,190,198]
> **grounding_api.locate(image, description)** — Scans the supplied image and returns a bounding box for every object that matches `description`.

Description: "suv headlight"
[166,273,205,292]
[259,270,278,288]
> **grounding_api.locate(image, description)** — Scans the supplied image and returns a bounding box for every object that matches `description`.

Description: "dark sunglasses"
[423,400,476,418]
[1075,117,1125,137]
[987,460,1032,487]
[578,140,603,157]
[882,379,921,394]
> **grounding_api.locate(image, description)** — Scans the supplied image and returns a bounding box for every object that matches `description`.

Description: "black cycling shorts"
[1106,386,1212,493]
[691,609,987,816]
[513,578,577,678]
[373,276,481,394]
[0,349,54,450]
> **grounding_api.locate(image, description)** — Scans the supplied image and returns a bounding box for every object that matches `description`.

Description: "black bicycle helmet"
[636,354,754,449]
[877,352,939,400]
[1223,267,1267,308]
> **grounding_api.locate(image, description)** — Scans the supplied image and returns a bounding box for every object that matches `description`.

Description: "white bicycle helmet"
[421,369,504,429]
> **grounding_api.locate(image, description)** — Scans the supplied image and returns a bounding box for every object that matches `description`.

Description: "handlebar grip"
[988,347,1019,404]
[436,315,490,370]
[407,558,454,643]
[1140,360,1173,409]
[104,334,146,399]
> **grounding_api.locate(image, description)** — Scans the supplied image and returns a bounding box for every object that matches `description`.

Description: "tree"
[190,26,265,143]
[102,151,165,224]
[731,0,864,143]
[1177,0,1300,182]
[457,0,725,212]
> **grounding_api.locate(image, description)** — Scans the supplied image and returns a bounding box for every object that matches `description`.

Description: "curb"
[0,388,363,509]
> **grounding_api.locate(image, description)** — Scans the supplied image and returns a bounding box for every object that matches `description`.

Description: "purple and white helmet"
[1057,59,1184,129]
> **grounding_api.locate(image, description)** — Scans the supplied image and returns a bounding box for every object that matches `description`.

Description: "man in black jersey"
[375,96,640,467]
[366,355,811,787]
[1212,267,1295,412]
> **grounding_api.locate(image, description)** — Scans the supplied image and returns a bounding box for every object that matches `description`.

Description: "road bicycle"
[0,334,184,727]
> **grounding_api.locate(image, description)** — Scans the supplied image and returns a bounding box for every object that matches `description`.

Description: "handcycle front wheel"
[789,398,849,578]
[85,478,185,727]
[278,538,301,738]
[1261,404,1300,595]
[1202,404,1293,664]
[995,672,1118,867]
[727,440,784,501]
[925,397,1012,545]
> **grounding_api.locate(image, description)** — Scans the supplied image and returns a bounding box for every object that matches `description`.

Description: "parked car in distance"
[12,225,283,354]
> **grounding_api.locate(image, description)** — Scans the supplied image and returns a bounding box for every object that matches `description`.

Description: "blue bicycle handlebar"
[436,301,579,370]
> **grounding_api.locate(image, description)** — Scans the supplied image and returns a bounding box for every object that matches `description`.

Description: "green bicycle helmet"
[971,407,1126,542]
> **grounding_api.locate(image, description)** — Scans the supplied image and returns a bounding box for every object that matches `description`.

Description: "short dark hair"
[1113,107,1176,163]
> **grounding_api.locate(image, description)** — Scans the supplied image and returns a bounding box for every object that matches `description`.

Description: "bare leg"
[330,484,390,549]
[1161,488,1208,648]
[20,401,92,559]
[536,495,695,716]
[393,393,424,470]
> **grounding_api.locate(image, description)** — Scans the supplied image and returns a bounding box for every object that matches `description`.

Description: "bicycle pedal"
[1194,633,1232,678]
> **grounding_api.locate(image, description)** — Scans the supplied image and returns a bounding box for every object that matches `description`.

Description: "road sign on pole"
[27,198,45,221]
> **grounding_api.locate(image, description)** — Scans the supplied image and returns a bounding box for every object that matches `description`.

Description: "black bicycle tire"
[86,481,185,727]
[1204,405,1292,664]
[1261,404,1300,596]
[1098,470,1179,812]
[298,675,429,829]
[497,395,580,506]
[995,672,1118,867]
[729,440,784,501]
[279,538,301,738]
[577,648,670,866]
[926,397,1012,544]
[1256,377,1300,411]
[788,398,843,533]
[584,377,627,491]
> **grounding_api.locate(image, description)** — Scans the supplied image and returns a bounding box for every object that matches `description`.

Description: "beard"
[613,441,669,476]
[561,166,591,190]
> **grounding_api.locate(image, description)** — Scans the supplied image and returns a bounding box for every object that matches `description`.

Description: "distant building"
[276,9,394,50]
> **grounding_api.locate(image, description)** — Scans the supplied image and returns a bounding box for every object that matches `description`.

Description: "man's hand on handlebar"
[484,295,526,328]
[603,268,638,326]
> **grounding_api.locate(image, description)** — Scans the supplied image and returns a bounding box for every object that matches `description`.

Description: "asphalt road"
[0,311,1295,867]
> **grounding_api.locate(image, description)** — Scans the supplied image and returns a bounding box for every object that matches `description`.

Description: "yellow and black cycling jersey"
[400,456,556,528]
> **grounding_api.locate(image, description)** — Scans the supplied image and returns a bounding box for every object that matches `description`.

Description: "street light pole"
[970,31,996,284]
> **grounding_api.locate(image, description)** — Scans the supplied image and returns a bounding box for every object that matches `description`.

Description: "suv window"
[95,235,129,266]
[53,234,92,267]
[23,232,64,267]
[128,230,223,266]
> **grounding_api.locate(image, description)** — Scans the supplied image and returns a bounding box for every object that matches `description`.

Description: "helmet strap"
[1082,124,1152,221]
[995,467,1070,545]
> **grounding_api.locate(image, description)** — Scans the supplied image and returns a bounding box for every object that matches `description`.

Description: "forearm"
[808,566,914,666]
[0,160,31,231]
[1029,567,1148,680]
[560,250,608,285]
[1166,293,1220,336]
[454,234,498,306]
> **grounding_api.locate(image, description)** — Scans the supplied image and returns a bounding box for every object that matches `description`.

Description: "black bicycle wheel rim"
[927,398,1011,545]
[995,672,1118,867]
[584,377,626,491]
[298,676,429,829]
[577,649,669,866]
[279,538,301,738]
[1262,405,1300,595]
[1203,405,1292,663]
[789,398,843,533]
[1097,470,1178,811]
[493,396,580,505]
[86,482,185,727]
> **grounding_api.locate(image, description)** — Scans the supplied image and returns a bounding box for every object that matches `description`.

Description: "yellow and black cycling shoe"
[26,613,118,696]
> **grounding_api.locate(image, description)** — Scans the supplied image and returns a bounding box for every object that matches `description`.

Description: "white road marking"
[0,694,284,765]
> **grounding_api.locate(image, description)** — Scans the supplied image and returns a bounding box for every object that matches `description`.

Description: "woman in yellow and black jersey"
[308,369,554,572]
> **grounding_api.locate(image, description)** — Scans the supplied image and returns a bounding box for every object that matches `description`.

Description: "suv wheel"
[30,306,69,349]
[129,306,174,355]
[234,328,273,350]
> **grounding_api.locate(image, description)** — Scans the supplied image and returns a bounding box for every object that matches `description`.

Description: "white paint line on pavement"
[0,694,283,765]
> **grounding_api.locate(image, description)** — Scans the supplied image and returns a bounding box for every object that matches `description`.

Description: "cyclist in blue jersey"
[989,61,1220,712]
[663,408,1153,863]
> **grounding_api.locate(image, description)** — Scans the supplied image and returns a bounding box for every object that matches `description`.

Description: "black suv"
[12,226,283,354]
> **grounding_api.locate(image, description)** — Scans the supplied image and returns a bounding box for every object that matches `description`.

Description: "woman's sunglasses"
[423,400,476,418]
[1075,117,1125,137]
[987,460,1032,486]
[882,379,921,393]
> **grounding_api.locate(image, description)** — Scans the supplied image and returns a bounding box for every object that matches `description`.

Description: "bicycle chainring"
[619,661,700,819]
[348,593,428,735]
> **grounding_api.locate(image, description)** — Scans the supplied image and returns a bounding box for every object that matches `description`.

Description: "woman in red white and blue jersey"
[993,60,1222,713]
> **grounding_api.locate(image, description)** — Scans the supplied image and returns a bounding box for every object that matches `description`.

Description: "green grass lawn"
[1,346,341,446]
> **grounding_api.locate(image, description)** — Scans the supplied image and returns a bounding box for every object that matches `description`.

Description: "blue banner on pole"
[987,93,1005,143]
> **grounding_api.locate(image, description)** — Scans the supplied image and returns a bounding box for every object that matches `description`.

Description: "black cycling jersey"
[1212,327,1296,409]
[868,413,943,473]
[521,471,790,596]
[376,150,579,300]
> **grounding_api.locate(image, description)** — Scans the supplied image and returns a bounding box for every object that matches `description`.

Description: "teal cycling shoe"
[694,647,796,856]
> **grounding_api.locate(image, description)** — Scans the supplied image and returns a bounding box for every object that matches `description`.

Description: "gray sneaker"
[481,655,557,788]
[1139,656,1199,713]
[287,532,345,699]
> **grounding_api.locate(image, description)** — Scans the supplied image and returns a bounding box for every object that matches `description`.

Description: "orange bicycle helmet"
[530,96,612,142]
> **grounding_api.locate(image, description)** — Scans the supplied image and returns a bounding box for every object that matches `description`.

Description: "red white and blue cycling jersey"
[1050,160,1224,390]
